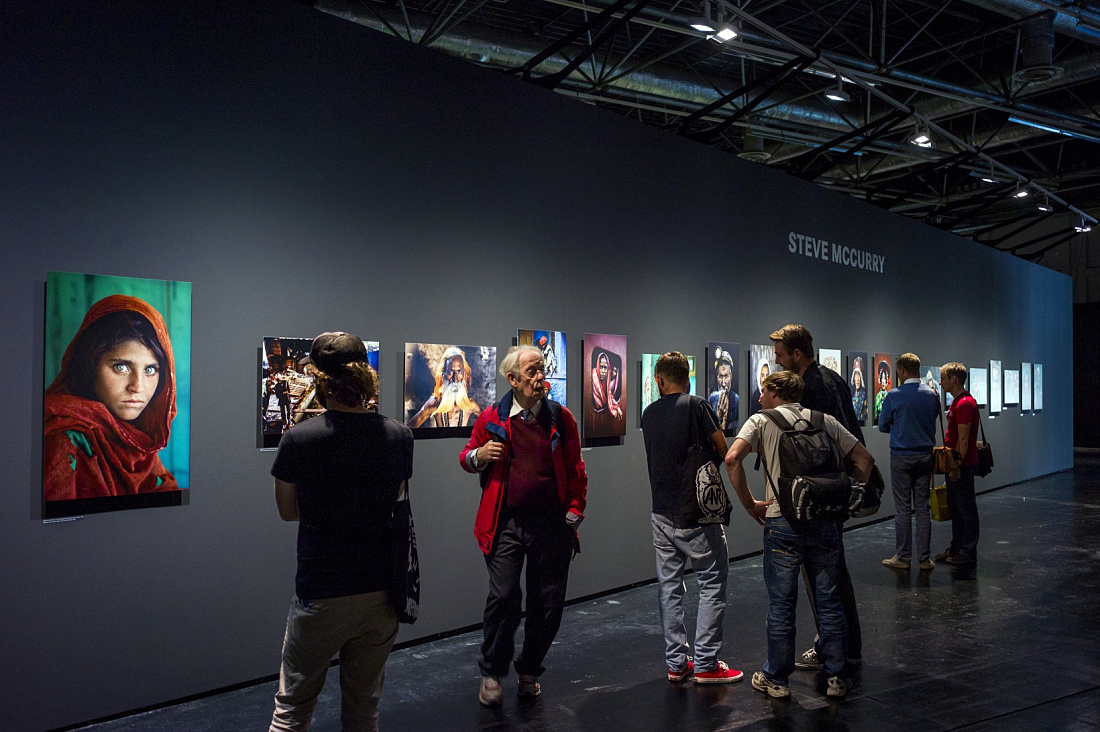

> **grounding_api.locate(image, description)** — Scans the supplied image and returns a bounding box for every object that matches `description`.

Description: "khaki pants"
[270,591,399,732]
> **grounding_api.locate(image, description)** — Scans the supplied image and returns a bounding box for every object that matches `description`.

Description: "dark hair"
[308,361,378,408]
[65,311,165,400]
[655,351,690,386]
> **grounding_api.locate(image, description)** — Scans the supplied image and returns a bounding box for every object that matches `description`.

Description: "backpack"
[760,408,854,522]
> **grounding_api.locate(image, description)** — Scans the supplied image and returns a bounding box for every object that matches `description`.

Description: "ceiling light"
[712,24,738,41]
[909,126,932,148]
[1013,187,1030,199]
[1038,195,1052,212]
[824,82,849,102]
[1076,215,1093,233]
[690,0,717,33]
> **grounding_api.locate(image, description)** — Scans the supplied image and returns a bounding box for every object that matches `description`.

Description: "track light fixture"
[690,0,718,33]
[1012,185,1030,199]
[824,81,849,102]
[1038,195,1053,212]
[909,126,932,148]
[1075,215,1093,233]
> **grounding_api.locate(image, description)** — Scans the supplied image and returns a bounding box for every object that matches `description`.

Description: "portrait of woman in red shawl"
[44,294,180,502]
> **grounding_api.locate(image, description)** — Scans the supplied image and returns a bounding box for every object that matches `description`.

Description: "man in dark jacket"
[770,324,864,673]
[459,345,588,706]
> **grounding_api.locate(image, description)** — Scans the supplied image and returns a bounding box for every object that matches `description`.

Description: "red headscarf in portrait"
[44,294,179,500]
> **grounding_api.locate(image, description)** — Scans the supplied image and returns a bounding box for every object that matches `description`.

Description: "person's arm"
[949,422,971,481]
[878,393,893,433]
[407,394,441,428]
[561,407,588,527]
[723,438,772,525]
[844,442,874,483]
[708,429,728,456]
[274,478,299,521]
[459,411,500,473]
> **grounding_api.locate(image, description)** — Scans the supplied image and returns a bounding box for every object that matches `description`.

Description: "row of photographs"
[40,270,1045,519]
[262,335,1046,447]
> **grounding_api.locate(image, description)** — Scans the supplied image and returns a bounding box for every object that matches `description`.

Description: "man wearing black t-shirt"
[770,324,864,674]
[269,332,414,732]
[641,351,768,685]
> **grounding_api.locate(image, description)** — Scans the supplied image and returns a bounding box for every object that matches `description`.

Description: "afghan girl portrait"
[43,272,191,517]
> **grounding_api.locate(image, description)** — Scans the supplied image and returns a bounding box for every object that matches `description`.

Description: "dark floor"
[78,454,1100,731]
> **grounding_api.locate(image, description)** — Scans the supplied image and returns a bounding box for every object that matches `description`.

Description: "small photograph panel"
[990,359,1002,414]
[518,328,567,407]
[847,351,869,425]
[1021,362,1032,412]
[639,353,696,421]
[404,343,496,438]
[259,336,380,448]
[1034,363,1043,411]
[583,333,627,440]
[747,344,776,418]
[873,353,893,425]
[923,365,943,404]
[819,348,842,376]
[1004,369,1020,406]
[707,341,740,436]
[970,367,989,407]
[44,271,192,518]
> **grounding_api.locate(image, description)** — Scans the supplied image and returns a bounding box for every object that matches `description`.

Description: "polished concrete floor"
[78,454,1100,731]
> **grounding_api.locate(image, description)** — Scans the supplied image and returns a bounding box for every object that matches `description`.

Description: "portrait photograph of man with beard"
[404,343,497,437]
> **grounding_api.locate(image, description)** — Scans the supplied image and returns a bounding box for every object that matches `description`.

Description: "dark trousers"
[802,529,862,663]
[947,464,980,559]
[480,511,574,678]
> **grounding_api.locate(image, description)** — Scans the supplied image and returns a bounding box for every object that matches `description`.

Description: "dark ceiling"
[308,0,1100,260]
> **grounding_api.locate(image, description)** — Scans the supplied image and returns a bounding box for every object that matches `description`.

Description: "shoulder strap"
[809,410,824,429]
[761,408,794,432]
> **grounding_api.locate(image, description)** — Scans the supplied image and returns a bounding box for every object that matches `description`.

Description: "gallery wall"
[0,2,1072,730]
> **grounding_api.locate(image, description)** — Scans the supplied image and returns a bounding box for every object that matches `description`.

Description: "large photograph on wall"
[970,367,989,407]
[989,359,1003,414]
[640,352,695,420]
[44,271,191,518]
[583,333,626,442]
[1021,362,1032,412]
[873,352,893,425]
[923,365,943,403]
[518,328,566,406]
[259,336,379,448]
[707,341,740,436]
[747,344,776,418]
[404,343,496,438]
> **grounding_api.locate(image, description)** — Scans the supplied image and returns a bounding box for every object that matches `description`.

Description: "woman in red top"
[43,295,179,501]
[938,362,979,564]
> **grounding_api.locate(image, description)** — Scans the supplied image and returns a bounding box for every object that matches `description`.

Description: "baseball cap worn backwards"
[310,332,368,372]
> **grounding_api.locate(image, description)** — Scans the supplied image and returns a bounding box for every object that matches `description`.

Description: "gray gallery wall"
[0,2,1072,730]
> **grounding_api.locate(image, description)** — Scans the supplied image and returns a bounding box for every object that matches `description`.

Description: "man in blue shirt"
[878,353,940,570]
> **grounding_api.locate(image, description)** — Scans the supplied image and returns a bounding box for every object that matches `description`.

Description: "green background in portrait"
[45,271,192,488]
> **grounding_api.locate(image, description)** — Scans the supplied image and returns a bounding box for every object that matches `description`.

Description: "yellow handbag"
[930,484,951,522]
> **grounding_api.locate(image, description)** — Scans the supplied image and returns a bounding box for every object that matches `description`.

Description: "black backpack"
[760,408,854,523]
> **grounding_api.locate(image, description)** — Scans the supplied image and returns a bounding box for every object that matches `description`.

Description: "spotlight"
[1013,187,1030,199]
[909,126,932,148]
[690,0,717,33]
[712,24,738,41]
[1038,195,1052,212]
[1075,215,1093,233]
[824,82,850,102]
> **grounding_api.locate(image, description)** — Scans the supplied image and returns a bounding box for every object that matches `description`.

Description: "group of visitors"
[263,323,982,730]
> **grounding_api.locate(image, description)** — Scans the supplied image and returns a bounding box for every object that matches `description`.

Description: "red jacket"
[460,392,587,554]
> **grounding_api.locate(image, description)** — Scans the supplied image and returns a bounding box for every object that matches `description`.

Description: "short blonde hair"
[941,361,968,383]
[763,370,804,402]
[655,351,690,385]
[769,324,814,360]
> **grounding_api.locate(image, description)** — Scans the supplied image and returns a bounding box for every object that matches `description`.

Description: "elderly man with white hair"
[459,345,588,707]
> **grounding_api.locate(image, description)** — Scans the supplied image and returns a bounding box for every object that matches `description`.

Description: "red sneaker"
[668,659,694,682]
[694,661,744,684]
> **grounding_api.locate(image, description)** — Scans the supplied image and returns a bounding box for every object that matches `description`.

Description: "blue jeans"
[947,464,979,560]
[763,517,846,684]
[651,513,729,673]
[891,452,934,562]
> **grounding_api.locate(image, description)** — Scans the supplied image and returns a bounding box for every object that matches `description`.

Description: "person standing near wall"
[725,371,875,699]
[937,362,980,565]
[459,345,588,706]
[269,332,414,732]
[878,353,940,571]
[641,351,762,685]
[769,324,864,674]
